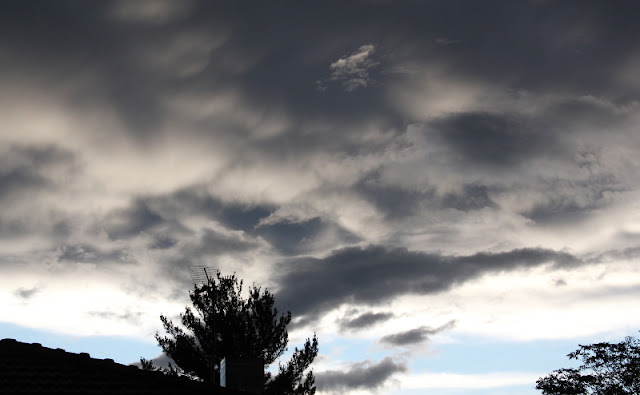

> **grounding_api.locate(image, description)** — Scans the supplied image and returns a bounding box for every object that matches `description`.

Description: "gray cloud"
[316,356,406,392]
[0,217,29,239]
[104,200,166,241]
[115,187,362,258]
[353,174,430,219]
[57,244,135,265]
[0,166,48,201]
[218,204,273,233]
[428,112,555,168]
[379,321,456,346]
[523,173,625,224]
[355,171,497,220]
[584,244,640,264]
[157,227,262,282]
[338,311,395,331]
[0,144,77,202]
[555,279,567,287]
[276,245,579,323]
[14,286,40,299]
[441,184,497,211]
[101,188,272,254]
[147,187,274,233]
[256,217,361,256]
[87,311,143,325]
[185,228,260,257]
[149,235,178,250]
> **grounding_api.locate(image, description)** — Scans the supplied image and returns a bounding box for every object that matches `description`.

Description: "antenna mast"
[189,265,219,386]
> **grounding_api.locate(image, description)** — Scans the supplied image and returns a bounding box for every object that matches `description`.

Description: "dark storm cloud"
[404,1,640,99]
[156,187,274,233]
[0,1,197,136]
[0,145,77,201]
[256,219,324,256]
[92,188,274,262]
[523,173,625,224]
[0,150,74,242]
[0,166,48,201]
[585,244,640,264]
[379,321,456,346]
[0,218,28,239]
[380,327,433,346]
[543,97,632,130]
[0,218,71,243]
[185,228,260,257]
[276,245,579,323]
[149,235,178,250]
[57,243,135,265]
[101,189,266,257]
[152,227,261,288]
[441,184,497,211]
[99,187,360,261]
[104,200,166,240]
[204,0,640,118]
[338,311,395,331]
[2,1,638,153]
[316,357,406,392]
[355,171,497,219]
[14,286,40,300]
[428,112,554,167]
[51,221,72,239]
[256,217,361,256]
[354,174,430,219]
[218,205,273,233]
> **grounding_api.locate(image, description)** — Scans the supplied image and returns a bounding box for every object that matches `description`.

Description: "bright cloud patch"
[317,44,380,92]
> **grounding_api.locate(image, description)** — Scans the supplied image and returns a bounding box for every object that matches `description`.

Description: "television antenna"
[189,265,218,386]
[189,265,217,286]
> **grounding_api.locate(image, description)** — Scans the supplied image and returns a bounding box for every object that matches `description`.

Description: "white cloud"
[400,371,541,390]
[318,44,380,92]
[0,259,187,339]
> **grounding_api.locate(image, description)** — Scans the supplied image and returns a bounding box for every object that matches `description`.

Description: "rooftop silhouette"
[0,338,250,394]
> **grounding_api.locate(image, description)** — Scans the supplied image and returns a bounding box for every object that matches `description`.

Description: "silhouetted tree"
[536,335,640,394]
[142,271,318,395]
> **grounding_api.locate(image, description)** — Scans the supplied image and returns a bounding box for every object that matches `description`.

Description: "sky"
[1,1,640,394]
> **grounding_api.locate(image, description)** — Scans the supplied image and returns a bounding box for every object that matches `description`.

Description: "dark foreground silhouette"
[0,338,249,394]
[536,335,640,394]
[143,271,318,395]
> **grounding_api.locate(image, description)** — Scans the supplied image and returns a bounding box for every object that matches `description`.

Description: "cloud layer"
[316,357,407,393]
[1,2,640,393]
[275,245,579,323]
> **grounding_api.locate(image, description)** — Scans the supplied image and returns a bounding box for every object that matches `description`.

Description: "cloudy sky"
[2,1,640,393]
